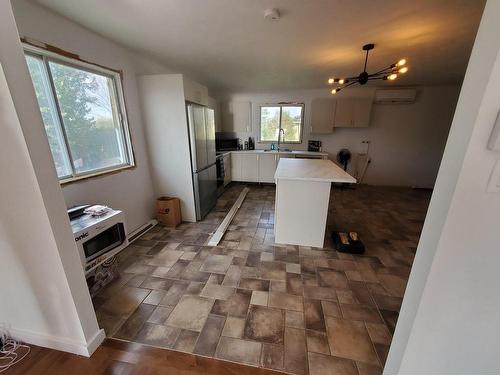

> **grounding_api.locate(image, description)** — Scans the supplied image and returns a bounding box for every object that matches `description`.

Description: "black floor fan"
[332,148,365,254]
[337,148,351,172]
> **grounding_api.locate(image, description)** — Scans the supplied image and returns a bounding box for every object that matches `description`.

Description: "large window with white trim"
[24,46,134,182]
[259,104,304,143]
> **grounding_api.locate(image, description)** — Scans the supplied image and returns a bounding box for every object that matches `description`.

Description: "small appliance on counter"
[308,140,322,152]
[248,137,255,150]
[216,138,239,152]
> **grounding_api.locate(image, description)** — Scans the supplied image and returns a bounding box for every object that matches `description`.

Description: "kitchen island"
[274,158,356,247]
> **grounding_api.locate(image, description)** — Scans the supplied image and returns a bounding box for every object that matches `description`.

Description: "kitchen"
[0,1,493,375]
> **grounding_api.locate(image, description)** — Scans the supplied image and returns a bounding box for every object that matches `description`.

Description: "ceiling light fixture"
[327,43,409,94]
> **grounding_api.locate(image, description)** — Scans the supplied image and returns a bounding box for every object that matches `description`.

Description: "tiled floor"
[93,183,431,375]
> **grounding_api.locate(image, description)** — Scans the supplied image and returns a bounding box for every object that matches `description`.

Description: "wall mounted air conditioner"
[374,89,417,104]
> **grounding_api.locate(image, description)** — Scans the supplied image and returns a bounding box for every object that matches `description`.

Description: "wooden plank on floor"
[207,187,249,246]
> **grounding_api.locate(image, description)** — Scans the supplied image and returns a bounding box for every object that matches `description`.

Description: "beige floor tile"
[306,330,330,355]
[261,343,284,371]
[98,287,150,319]
[268,291,303,312]
[200,254,233,274]
[326,316,379,365]
[321,301,342,318]
[166,295,214,331]
[215,337,262,367]
[134,323,180,349]
[146,250,184,267]
[222,316,245,338]
[250,291,269,306]
[173,329,199,353]
[286,310,305,328]
[286,263,301,274]
[244,305,284,344]
[284,327,308,375]
[365,322,392,344]
[200,283,236,300]
[340,304,383,324]
[147,306,173,324]
[308,352,358,375]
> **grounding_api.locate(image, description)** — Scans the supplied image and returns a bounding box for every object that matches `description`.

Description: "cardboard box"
[157,197,181,227]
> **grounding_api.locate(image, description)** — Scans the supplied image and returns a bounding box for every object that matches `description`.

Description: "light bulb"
[399,67,408,74]
[338,79,345,84]
[328,78,334,84]
[388,73,398,80]
[331,88,338,94]
[397,59,407,67]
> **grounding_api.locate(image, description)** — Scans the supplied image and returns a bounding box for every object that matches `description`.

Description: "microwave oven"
[216,138,239,151]
[71,209,128,274]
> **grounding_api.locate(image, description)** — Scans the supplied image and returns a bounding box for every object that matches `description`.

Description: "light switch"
[487,160,500,193]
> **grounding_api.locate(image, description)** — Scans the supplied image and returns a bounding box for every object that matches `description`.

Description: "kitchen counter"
[226,149,328,157]
[274,158,356,183]
[274,158,356,248]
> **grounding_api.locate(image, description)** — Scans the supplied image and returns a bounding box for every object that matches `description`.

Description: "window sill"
[60,164,135,185]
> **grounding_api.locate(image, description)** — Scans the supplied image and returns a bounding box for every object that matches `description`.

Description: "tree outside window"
[260,104,303,143]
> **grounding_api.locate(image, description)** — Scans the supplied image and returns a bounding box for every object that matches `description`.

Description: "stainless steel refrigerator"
[187,103,217,220]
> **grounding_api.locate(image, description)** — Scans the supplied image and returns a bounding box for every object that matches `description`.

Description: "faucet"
[277,128,285,151]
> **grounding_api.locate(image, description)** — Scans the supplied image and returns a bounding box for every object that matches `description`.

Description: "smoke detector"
[264,8,280,20]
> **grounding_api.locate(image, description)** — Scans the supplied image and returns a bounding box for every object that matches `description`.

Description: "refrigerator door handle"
[186,104,198,172]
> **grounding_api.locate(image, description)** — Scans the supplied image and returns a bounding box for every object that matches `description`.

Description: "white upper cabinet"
[333,98,373,128]
[221,101,252,132]
[333,99,354,128]
[352,98,373,127]
[208,96,222,132]
[183,76,209,106]
[310,98,336,133]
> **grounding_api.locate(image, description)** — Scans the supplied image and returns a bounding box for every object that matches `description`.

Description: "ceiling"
[33,0,485,92]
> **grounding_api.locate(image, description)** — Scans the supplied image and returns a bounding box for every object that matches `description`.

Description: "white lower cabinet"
[258,153,278,183]
[223,154,231,186]
[230,152,327,184]
[231,153,258,182]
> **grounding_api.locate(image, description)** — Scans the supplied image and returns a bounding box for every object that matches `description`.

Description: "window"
[259,104,304,143]
[24,46,134,182]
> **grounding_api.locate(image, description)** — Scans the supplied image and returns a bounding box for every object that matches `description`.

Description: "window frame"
[24,44,135,184]
[258,103,305,144]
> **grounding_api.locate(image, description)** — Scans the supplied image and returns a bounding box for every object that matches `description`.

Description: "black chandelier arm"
[371,66,395,76]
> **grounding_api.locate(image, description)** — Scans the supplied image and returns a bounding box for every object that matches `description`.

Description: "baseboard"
[9,327,105,357]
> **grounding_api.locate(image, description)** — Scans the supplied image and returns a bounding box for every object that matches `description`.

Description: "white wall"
[12,0,175,232]
[385,0,500,373]
[217,85,460,187]
[0,0,102,355]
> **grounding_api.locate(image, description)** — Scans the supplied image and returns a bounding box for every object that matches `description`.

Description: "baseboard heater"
[128,219,158,243]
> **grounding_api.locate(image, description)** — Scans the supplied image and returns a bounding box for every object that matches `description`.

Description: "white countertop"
[217,150,328,157]
[274,158,357,183]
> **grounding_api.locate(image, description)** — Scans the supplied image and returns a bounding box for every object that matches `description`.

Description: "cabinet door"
[222,101,251,132]
[333,99,353,128]
[241,154,259,182]
[183,77,208,106]
[258,153,278,183]
[352,98,373,127]
[310,98,336,133]
[223,154,231,186]
[231,153,242,181]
